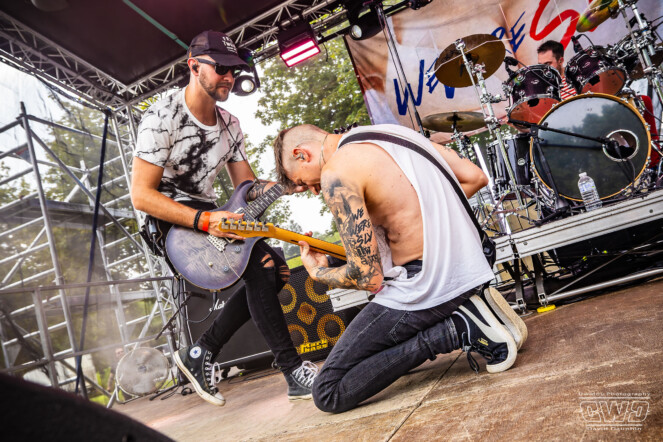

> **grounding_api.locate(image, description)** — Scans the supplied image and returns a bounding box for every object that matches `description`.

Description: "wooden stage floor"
[117,278,663,441]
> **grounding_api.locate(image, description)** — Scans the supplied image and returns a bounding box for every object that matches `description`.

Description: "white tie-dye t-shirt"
[134,88,247,203]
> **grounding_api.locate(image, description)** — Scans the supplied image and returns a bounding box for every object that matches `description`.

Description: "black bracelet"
[192,210,203,232]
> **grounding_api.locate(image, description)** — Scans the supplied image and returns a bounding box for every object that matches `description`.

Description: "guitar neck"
[268,227,346,261]
[243,183,283,219]
[217,219,346,261]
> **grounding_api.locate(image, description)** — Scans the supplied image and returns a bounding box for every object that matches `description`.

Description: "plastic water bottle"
[578,172,602,212]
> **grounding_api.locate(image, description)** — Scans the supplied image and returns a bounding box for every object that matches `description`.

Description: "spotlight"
[232,75,258,96]
[233,47,260,96]
[277,21,321,67]
[348,9,383,40]
[407,0,433,10]
[345,1,383,41]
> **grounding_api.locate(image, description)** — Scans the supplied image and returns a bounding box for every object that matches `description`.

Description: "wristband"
[192,210,203,232]
[200,212,211,232]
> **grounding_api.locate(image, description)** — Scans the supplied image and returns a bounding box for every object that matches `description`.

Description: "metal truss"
[229,0,347,62]
[0,2,351,109]
[0,106,177,402]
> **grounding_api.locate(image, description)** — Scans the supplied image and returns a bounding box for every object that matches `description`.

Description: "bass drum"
[531,94,650,202]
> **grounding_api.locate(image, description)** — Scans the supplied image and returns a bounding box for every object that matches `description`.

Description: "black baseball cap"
[188,30,248,68]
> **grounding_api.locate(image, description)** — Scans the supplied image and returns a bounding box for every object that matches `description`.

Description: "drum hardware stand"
[450,120,499,215]
[617,0,663,108]
[505,259,528,313]
[374,2,427,136]
[454,38,524,209]
[509,118,570,223]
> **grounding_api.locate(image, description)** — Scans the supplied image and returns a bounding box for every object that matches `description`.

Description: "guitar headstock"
[217,219,277,238]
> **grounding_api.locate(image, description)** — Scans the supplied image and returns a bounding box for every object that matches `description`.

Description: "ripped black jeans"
[153,200,302,375]
[196,240,302,374]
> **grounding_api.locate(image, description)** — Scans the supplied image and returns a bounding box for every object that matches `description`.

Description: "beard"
[199,70,232,102]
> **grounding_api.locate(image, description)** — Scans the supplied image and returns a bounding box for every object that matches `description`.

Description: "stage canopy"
[0,0,347,108]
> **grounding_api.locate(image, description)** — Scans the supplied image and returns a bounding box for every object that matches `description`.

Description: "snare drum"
[531,93,650,202]
[505,65,561,129]
[565,46,627,95]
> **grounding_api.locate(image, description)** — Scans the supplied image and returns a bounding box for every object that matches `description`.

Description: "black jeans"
[312,271,476,413]
[154,200,302,375]
[196,240,302,374]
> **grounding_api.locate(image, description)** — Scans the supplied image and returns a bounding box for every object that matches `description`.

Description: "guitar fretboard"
[239,183,284,220]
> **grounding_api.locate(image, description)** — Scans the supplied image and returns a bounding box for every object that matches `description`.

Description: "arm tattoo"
[312,177,383,291]
[246,179,270,202]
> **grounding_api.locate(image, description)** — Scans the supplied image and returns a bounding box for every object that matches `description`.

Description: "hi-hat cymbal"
[422,111,485,132]
[434,34,506,88]
[576,0,621,32]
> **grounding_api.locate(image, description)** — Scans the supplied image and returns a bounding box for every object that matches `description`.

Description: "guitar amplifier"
[278,266,360,361]
[182,281,273,370]
[181,265,360,369]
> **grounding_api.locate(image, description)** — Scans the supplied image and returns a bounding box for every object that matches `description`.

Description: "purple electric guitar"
[165,180,283,290]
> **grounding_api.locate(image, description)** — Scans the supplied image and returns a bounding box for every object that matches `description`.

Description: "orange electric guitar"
[217,218,346,261]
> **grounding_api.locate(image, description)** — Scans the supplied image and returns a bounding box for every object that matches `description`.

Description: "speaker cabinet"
[278,266,359,362]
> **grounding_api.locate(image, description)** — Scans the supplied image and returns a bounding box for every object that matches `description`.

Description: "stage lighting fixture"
[232,75,258,96]
[232,47,260,96]
[407,0,433,10]
[344,0,383,41]
[348,9,383,40]
[277,21,321,67]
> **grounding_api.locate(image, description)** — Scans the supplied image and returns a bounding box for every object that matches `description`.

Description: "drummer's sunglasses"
[194,58,243,78]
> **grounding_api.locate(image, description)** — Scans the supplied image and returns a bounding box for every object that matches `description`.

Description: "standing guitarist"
[273,123,527,413]
[130,30,317,407]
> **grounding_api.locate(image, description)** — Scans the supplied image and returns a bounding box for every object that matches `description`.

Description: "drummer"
[537,40,576,100]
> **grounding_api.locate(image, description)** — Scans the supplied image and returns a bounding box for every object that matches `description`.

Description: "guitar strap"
[337,131,496,267]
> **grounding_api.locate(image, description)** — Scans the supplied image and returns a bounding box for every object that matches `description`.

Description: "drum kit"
[424,0,663,234]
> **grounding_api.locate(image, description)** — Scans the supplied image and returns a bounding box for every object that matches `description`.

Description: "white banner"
[345,0,663,141]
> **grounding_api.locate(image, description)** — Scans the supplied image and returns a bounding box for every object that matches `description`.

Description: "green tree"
[256,39,370,131]
[254,38,371,233]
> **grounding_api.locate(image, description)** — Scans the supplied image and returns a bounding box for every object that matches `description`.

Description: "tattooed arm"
[225,160,282,202]
[246,179,274,201]
[299,172,383,292]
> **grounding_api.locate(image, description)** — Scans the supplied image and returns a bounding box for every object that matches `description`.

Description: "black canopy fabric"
[0,0,292,86]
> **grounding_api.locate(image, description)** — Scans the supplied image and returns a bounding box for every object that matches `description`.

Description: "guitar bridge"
[207,235,228,252]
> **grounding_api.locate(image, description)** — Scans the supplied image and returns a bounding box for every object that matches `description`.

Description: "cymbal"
[434,34,506,88]
[422,111,485,132]
[576,0,621,32]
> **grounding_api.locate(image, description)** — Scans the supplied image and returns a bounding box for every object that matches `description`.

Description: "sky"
[0,62,332,233]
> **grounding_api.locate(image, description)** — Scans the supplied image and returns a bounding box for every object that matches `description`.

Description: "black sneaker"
[453,295,517,374]
[173,345,225,406]
[483,287,528,350]
[285,361,318,401]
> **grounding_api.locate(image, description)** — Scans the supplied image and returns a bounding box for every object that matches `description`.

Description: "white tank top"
[339,124,494,311]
